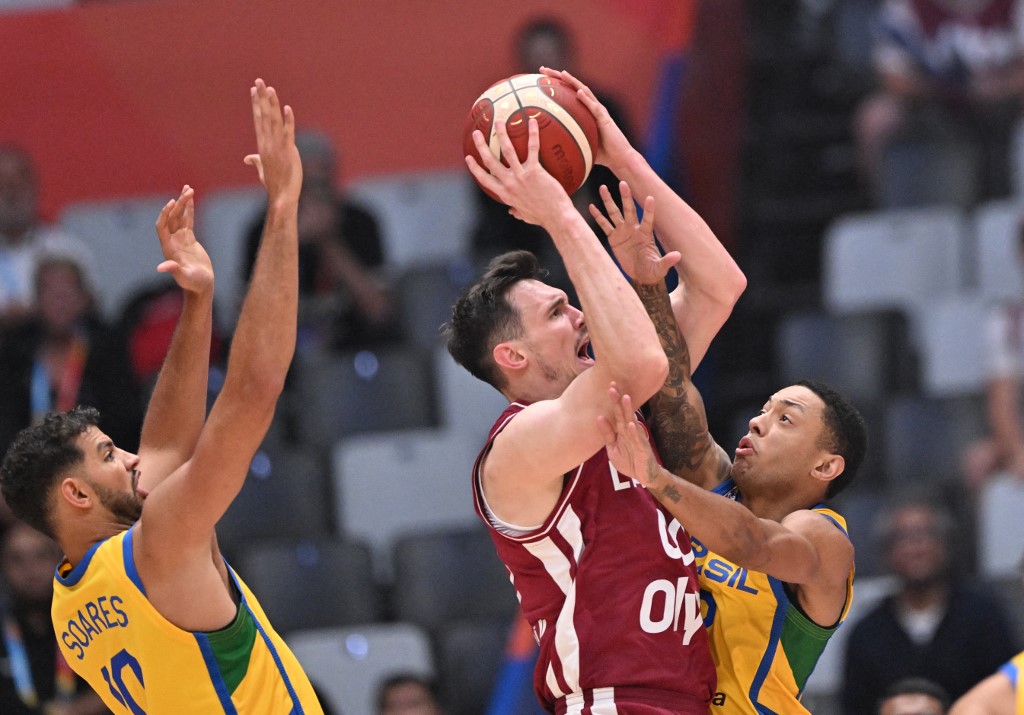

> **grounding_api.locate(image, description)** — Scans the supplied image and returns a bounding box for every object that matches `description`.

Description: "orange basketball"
[463,73,600,202]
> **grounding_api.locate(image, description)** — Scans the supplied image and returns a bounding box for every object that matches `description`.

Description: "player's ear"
[493,340,526,372]
[59,477,92,511]
[811,454,844,484]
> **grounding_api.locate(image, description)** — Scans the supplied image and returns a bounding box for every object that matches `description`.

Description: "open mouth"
[577,338,593,363]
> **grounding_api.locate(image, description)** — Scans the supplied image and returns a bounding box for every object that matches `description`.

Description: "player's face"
[509,279,592,392]
[76,427,145,528]
[732,385,830,492]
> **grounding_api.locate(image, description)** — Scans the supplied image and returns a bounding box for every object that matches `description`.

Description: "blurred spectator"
[854,0,1024,208]
[878,677,951,715]
[962,220,1024,489]
[0,522,108,715]
[377,673,444,715]
[842,498,1018,714]
[0,253,143,457]
[242,129,399,354]
[468,16,635,298]
[0,145,94,327]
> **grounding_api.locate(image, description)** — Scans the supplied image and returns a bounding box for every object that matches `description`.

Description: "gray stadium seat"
[347,169,477,269]
[432,343,510,444]
[882,395,987,485]
[395,261,473,351]
[391,525,518,634]
[235,537,380,634]
[972,199,1024,303]
[823,206,968,318]
[292,346,437,450]
[915,292,989,398]
[332,428,481,577]
[435,620,511,715]
[58,196,170,319]
[978,473,1024,578]
[287,622,434,715]
[216,446,332,560]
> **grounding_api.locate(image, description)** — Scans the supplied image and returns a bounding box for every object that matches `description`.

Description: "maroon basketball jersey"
[473,402,716,713]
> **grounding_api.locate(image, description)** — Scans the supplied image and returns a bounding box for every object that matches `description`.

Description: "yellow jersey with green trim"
[693,479,854,714]
[51,525,323,714]
[997,650,1024,713]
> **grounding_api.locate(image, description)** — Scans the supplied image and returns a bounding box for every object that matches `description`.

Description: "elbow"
[628,348,669,403]
[224,369,287,410]
[728,268,748,306]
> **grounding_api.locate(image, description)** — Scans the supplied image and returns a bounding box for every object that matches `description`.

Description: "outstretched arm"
[544,67,746,368]
[136,185,215,492]
[139,79,301,554]
[599,385,850,588]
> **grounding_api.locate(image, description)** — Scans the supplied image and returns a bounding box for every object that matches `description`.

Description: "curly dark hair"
[444,250,543,391]
[796,380,867,499]
[0,406,100,538]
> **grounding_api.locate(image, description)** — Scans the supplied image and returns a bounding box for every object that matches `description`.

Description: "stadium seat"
[914,292,989,398]
[395,261,473,351]
[775,309,913,409]
[978,473,1024,578]
[347,169,477,269]
[216,446,333,560]
[822,206,968,318]
[435,620,511,715]
[972,199,1024,303]
[391,525,518,633]
[58,196,171,319]
[287,622,434,715]
[235,537,380,634]
[332,428,481,577]
[432,343,510,444]
[292,346,437,450]
[196,185,265,329]
[882,395,987,485]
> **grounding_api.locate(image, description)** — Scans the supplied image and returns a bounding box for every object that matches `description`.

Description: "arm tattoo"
[633,280,723,481]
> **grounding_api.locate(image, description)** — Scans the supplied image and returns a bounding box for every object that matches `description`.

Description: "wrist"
[603,146,645,179]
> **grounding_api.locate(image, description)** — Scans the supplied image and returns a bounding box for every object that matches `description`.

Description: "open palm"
[597,384,660,487]
[155,185,214,295]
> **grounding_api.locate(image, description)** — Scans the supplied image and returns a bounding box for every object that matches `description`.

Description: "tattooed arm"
[632,278,732,489]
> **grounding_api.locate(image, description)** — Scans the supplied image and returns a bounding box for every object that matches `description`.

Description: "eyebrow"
[766,397,806,412]
[544,295,567,313]
[95,440,113,456]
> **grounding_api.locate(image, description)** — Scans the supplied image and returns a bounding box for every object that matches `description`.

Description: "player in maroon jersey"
[446,69,745,714]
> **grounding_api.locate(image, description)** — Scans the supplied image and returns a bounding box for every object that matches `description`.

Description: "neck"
[898,580,949,611]
[740,485,820,522]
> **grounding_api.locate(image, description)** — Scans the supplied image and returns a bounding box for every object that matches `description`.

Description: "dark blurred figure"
[468,16,635,298]
[842,498,1018,714]
[878,677,951,715]
[377,673,444,715]
[243,129,399,354]
[0,145,93,327]
[0,253,142,457]
[0,522,108,715]
[854,0,1024,207]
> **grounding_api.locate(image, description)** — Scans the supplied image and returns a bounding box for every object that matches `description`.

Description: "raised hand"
[597,382,661,487]
[155,185,214,296]
[244,78,302,207]
[465,117,572,226]
[540,67,634,170]
[591,181,679,285]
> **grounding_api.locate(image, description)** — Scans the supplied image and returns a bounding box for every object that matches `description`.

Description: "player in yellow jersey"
[950,651,1024,715]
[0,79,324,714]
[591,211,864,714]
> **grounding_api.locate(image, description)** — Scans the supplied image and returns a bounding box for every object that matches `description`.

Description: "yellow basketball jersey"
[694,480,854,714]
[51,526,323,714]
[997,650,1024,713]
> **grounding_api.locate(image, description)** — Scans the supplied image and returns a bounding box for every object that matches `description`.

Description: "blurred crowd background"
[3,1,1024,714]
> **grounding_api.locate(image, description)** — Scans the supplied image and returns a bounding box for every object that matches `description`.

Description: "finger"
[471,129,504,175]
[155,199,175,235]
[658,250,682,271]
[618,182,637,222]
[283,104,296,144]
[525,116,540,165]
[639,195,656,233]
[465,155,503,197]
[156,260,178,274]
[588,204,614,237]
[250,84,263,143]
[265,86,282,135]
[494,120,522,171]
[183,195,195,233]
[620,392,635,421]
[599,184,624,224]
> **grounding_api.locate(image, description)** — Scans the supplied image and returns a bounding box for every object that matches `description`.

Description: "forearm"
[138,290,213,458]
[548,203,665,390]
[226,201,298,396]
[610,150,745,362]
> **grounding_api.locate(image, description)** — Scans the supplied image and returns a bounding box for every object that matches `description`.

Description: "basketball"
[463,73,600,201]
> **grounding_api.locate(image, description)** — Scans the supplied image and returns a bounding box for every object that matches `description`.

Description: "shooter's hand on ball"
[466,117,572,227]
[540,67,637,174]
